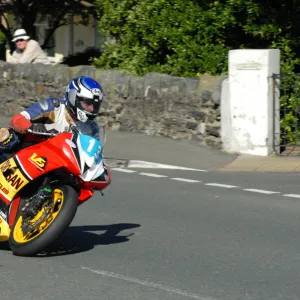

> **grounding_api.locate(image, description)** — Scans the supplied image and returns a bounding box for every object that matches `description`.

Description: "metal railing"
[272,73,300,155]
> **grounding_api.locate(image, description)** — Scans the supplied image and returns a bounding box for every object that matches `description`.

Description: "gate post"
[221,49,280,156]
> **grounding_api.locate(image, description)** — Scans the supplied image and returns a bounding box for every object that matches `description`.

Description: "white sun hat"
[12,29,30,42]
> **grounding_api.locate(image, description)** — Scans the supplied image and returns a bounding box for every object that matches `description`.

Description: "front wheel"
[9,185,78,256]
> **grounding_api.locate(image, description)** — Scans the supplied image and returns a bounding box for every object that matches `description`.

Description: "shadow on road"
[0,242,10,251]
[38,223,141,257]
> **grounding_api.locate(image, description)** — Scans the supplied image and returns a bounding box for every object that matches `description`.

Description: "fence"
[272,73,300,155]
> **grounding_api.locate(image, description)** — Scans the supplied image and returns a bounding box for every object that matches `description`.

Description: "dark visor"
[77,96,100,105]
[77,96,101,115]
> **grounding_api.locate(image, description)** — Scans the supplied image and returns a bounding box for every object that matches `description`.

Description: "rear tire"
[9,185,78,257]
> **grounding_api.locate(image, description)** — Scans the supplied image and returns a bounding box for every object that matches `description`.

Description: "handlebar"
[27,128,58,137]
[27,124,105,145]
[27,125,78,137]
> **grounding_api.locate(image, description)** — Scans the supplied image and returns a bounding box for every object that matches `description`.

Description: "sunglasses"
[15,39,25,43]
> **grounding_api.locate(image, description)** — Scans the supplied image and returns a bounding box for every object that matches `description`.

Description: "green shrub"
[93,0,229,77]
[93,0,300,78]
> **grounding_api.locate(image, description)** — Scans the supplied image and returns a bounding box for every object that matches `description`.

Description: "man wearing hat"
[7,28,48,64]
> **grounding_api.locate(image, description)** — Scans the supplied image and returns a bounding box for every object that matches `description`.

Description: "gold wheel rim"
[13,189,64,243]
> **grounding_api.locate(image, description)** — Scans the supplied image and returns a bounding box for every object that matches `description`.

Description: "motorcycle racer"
[0,76,104,163]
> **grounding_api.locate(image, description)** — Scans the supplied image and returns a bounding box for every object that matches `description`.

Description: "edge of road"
[214,153,300,173]
[121,154,300,173]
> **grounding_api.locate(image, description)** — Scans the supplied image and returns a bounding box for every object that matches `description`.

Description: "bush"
[93,0,230,77]
[93,0,300,78]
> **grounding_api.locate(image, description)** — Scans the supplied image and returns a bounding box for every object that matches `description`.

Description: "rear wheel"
[9,185,78,256]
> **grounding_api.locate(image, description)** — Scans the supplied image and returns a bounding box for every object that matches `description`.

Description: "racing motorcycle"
[0,124,111,256]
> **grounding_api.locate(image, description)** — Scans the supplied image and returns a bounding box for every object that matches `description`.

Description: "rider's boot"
[0,127,21,163]
[0,128,13,163]
[0,128,10,144]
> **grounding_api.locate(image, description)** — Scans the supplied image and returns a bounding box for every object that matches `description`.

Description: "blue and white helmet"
[65,76,104,122]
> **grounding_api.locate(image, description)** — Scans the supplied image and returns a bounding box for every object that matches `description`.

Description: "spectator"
[7,29,48,64]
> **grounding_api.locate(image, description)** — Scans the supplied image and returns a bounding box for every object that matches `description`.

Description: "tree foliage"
[93,0,300,77]
[93,0,229,77]
[0,0,98,52]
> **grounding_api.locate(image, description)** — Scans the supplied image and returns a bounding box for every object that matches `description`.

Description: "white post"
[221,49,280,156]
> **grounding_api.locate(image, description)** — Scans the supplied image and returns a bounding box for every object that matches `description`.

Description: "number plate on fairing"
[79,134,102,167]
[0,157,29,202]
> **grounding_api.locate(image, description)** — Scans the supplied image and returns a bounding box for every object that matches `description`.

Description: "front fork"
[20,177,53,219]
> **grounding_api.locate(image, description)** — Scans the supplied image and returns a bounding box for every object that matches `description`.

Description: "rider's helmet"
[65,76,104,123]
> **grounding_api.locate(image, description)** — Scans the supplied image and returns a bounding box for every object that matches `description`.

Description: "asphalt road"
[1,117,300,299]
[0,168,300,300]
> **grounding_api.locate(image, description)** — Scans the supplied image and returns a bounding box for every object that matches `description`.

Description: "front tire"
[9,185,78,256]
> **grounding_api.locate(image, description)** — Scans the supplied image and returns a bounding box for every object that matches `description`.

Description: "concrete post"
[221,49,280,156]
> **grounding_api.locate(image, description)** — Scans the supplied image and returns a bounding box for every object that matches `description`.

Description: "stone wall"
[0,62,226,148]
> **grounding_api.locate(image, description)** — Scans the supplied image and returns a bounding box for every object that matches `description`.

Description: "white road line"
[127,160,208,172]
[82,267,215,300]
[111,168,136,173]
[205,183,238,188]
[243,188,280,194]
[283,194,300,198]
[112,169,291,199]
[171,178,202,183]
[139,172,168,178]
